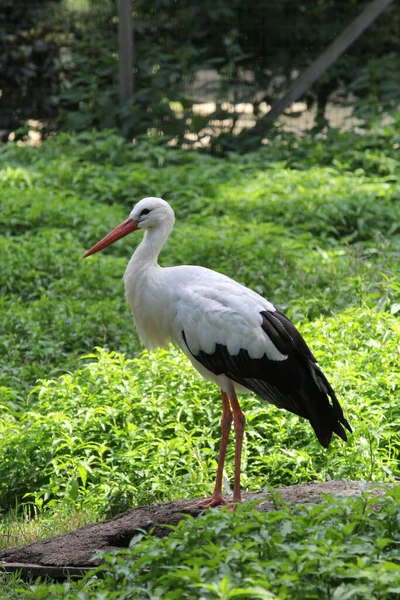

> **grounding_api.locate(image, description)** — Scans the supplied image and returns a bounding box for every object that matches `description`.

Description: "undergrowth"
[0,128,399,400]
[0,126,399,597]
[8,490,400,600]
[0,321,398,517]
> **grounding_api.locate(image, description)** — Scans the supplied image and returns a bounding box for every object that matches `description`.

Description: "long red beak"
[83,218,139,258]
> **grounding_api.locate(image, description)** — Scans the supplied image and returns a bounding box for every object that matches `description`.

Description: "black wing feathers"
[182,309,352,448]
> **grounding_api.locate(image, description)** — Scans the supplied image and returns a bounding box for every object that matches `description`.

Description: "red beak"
[83,218,139,258]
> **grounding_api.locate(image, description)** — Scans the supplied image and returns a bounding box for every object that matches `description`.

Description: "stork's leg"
[186,390,233,509]
[228,387,245,503]
[210,391,233,502]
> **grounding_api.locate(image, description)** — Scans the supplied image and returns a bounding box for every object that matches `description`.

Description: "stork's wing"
[177,282,351,447]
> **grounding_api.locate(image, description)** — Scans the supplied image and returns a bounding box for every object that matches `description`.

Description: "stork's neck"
[129,220,173,271]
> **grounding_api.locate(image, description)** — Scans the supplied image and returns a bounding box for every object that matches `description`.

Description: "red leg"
[186,390,233,509]
[228,388,245,503]
[211,391,233,500]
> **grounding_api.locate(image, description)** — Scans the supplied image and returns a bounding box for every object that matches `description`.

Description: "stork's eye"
[139,208,151,218]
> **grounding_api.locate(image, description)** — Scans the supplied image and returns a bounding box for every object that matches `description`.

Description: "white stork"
[83,197,352,508]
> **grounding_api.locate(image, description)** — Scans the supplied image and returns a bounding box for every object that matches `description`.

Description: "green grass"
[0,321,398,517]
[7,491,400,600]
[0,125,399,597]
[0,504,96,551]
[1,129,399,398]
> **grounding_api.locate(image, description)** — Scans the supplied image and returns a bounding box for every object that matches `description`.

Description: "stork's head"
[83,197,175,258]
[129,197,174,230]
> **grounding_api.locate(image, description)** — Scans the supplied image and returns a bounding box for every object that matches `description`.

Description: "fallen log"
[0,480,390,580]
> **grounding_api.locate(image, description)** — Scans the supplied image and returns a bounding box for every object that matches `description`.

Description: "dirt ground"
[0,480,390,580]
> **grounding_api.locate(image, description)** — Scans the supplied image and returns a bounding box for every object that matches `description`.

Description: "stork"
[83,197,352,508]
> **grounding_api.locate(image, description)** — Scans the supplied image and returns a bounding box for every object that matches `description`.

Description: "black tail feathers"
[308,372,352,448]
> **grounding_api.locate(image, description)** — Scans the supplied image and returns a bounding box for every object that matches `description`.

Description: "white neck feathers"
[131,217,173,269]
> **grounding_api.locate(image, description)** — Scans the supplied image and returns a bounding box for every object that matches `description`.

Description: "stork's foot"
[186,493,242,510]
[185,494,229,510]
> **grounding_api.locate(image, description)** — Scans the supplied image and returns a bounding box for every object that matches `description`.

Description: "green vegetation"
[3,1,400,147]
[3,492,400,599]
[29,491,400,600]
[0,126,399,597]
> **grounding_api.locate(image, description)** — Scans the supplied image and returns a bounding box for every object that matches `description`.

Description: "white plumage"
[84,196,351,508]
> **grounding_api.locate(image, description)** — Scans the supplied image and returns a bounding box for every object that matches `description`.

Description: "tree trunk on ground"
[0,480,390,580]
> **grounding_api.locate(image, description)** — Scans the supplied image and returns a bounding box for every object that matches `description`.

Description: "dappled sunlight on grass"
[1,129,399,398]
[0,505,97,551]
[0,130,399,600]
[0,306,398,516]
